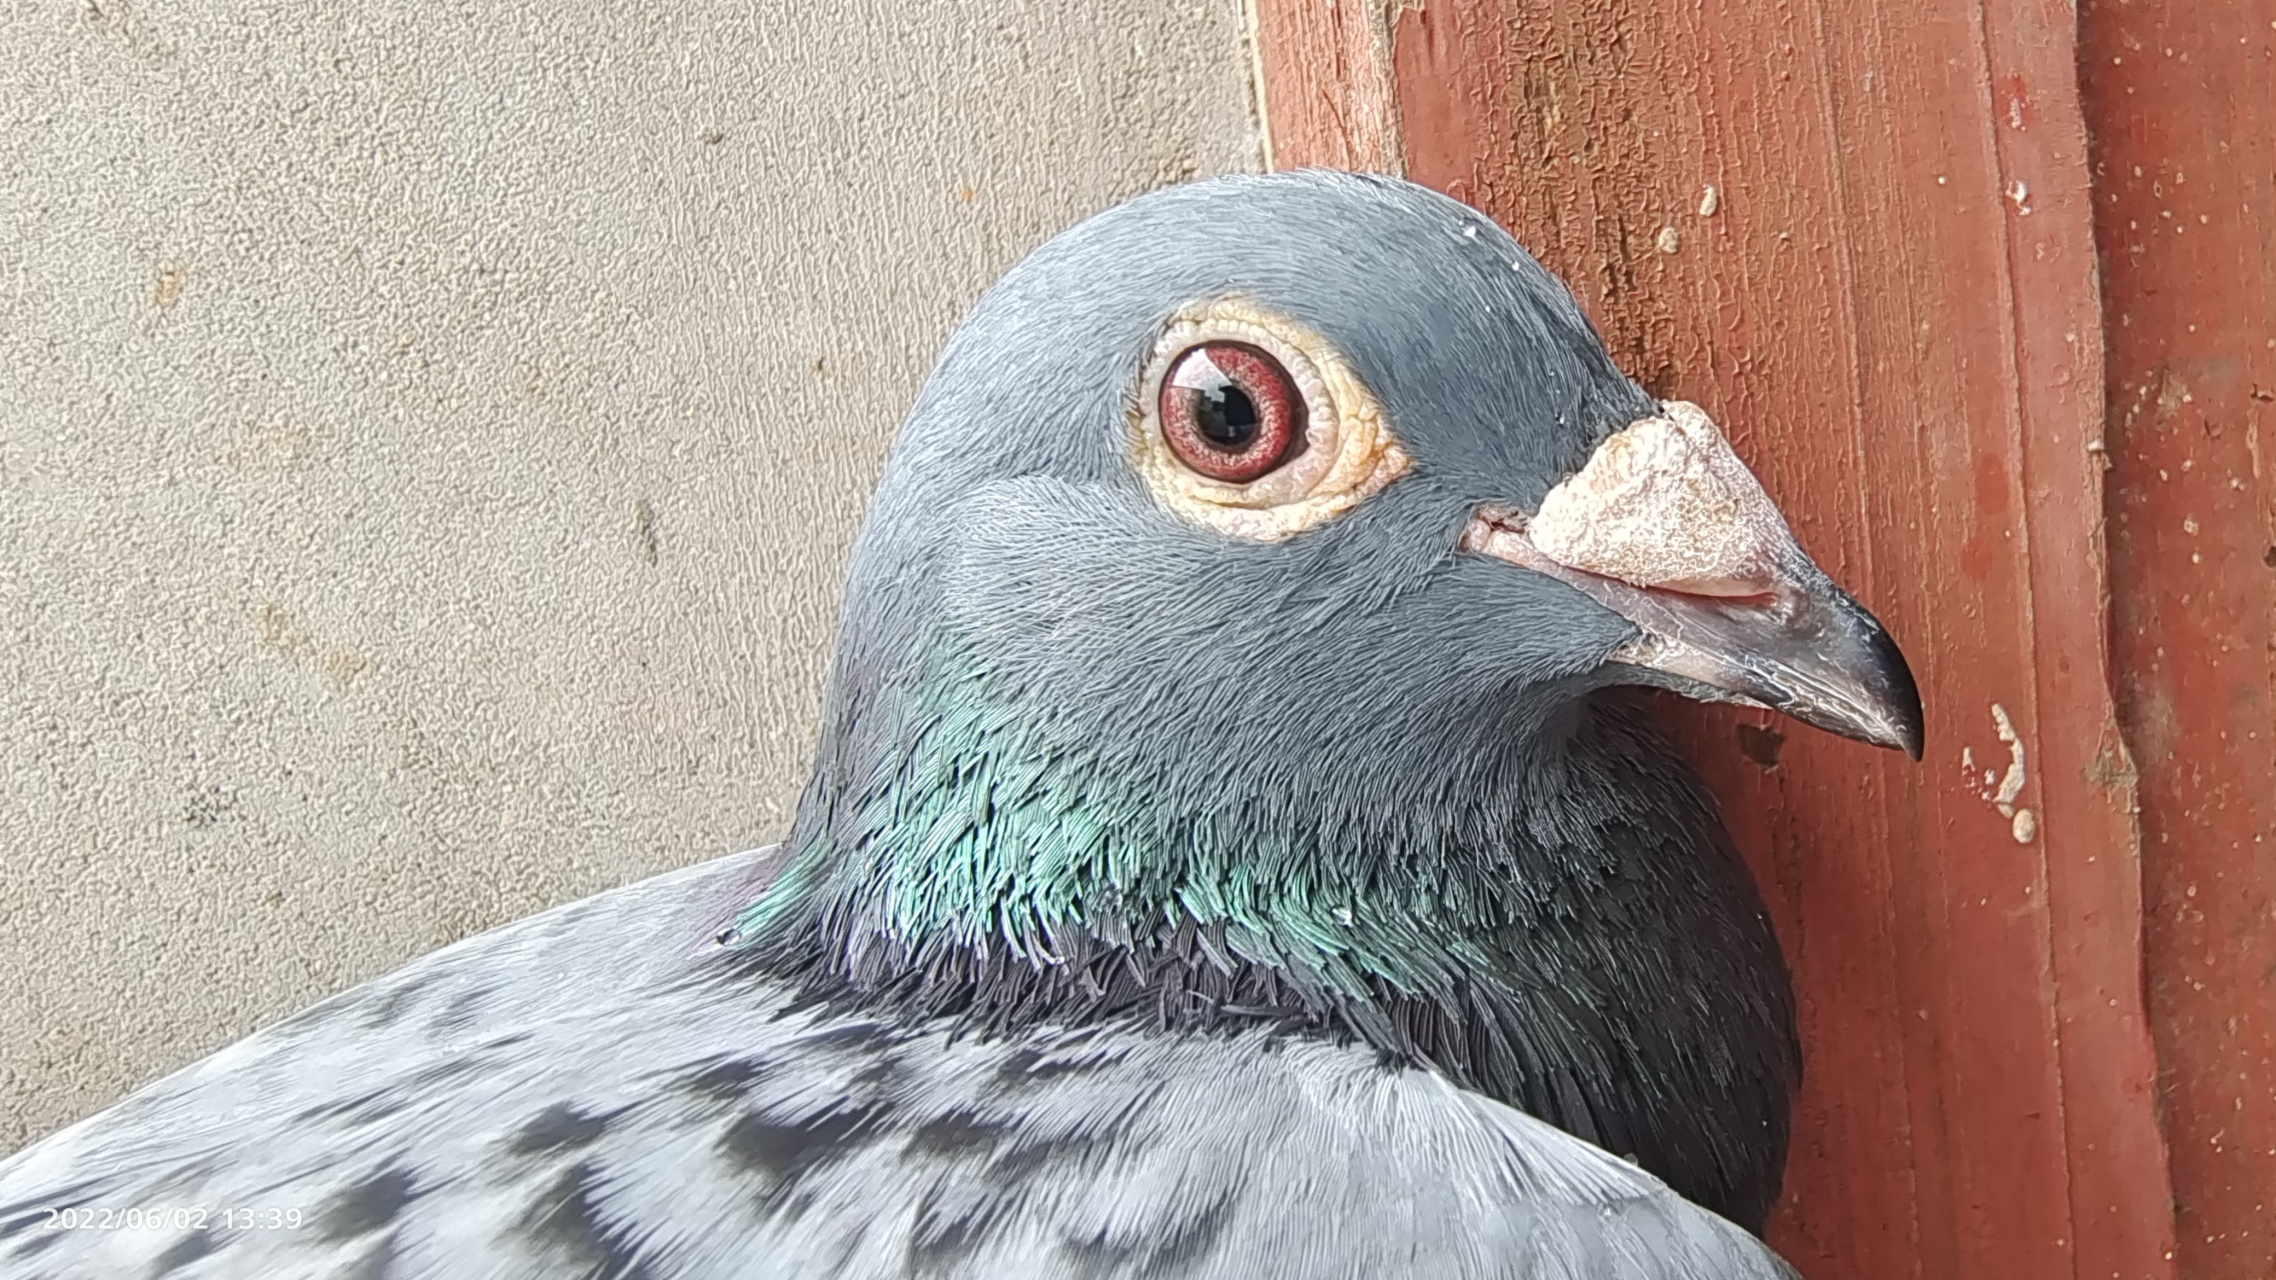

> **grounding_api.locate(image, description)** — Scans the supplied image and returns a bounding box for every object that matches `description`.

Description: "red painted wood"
[1255,2,2180,1277]
[1249,0,1401,173]
[2079,4,2276,1276]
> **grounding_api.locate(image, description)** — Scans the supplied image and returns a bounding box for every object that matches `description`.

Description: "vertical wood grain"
[1249,0,1405,173]
[2080,4,2276,1276]
[1254,1,2181,1275]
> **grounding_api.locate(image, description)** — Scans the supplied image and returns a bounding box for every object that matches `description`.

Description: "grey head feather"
[819,169,1655,739]
[794,169,1680,880]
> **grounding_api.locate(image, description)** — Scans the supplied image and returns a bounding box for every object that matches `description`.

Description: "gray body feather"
[1,848,1790,1279]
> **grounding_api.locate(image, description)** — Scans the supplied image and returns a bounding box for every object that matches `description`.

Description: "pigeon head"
[741,168,1917,1017]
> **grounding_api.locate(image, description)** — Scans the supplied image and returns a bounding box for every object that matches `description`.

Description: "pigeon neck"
[736,645,1527,1006]
[729,638,1798,1233]
[732,633,1713,1035]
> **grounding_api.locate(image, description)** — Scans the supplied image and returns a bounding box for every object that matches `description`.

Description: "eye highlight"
[1160,342,1304,482]
[1132,298,1411,543]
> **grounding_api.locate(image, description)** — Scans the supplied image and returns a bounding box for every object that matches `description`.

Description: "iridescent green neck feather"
[737,638,1511,1003]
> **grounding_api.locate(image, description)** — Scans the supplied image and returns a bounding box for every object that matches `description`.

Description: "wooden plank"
[1248,0,1403,173]
[2078,3,2276,1276]
[1254,2,2178,1275]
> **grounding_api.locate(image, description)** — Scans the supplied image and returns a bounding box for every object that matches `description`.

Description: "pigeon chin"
[1459,399,1925,759]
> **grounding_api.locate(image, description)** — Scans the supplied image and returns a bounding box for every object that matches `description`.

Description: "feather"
[1,849,1792,1279]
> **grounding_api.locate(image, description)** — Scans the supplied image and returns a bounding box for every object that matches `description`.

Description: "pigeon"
[0,170,1921,1279]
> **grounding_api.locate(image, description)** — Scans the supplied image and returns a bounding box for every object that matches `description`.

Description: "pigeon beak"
[1525,544,1926,760]
[1461,401,1925,759]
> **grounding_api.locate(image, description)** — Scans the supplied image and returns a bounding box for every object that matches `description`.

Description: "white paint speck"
[2012,808,2038,844]
[1698,185,1720,217]
[1990,703,2028,818]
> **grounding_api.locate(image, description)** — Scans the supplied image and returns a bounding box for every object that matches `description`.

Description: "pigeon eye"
[1133,298,1410,543]
[1160,343,1304,482]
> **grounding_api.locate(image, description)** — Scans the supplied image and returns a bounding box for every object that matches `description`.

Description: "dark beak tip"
[1874,625,1926,762]
[1794,597,1924,760]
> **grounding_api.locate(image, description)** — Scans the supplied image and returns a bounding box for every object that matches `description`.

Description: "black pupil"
[1192,382,1259,449]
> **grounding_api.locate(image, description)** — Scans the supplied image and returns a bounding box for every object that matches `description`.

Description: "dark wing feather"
[0,849,1794,1280]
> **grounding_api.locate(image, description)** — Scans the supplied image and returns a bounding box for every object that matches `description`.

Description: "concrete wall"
[0,0,1259,1151]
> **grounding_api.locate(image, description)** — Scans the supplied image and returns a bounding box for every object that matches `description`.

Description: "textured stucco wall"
[0,0,1259,1152]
